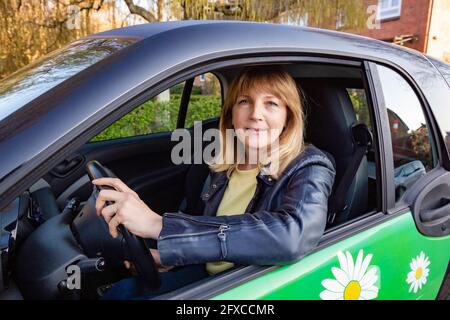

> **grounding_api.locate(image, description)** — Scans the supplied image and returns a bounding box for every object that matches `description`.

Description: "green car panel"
[212,212,450,300]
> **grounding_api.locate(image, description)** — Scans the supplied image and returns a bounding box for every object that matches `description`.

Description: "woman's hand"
[92,177,162,240]
[125,249,174,273]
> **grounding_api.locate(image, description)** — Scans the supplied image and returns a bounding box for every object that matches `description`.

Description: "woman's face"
[232,87,287,153]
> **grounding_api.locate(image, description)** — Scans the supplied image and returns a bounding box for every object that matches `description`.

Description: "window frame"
[377,0,402,21]
[365,61,444,214]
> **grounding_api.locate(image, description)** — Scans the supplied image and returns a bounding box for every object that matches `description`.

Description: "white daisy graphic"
[320,250,379,300]
[406,251,430,294]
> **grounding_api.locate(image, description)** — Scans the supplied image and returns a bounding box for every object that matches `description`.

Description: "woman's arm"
[158,160,335,267]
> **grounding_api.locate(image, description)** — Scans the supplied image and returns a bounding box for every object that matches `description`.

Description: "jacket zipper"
[218,225,230,259]
[165,212,226,227]
[159,212,230,241]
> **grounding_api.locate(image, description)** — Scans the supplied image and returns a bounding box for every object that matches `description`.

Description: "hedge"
[90,94,222,142]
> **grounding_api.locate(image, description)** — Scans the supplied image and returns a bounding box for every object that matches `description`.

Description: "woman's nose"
[249,102,264,120]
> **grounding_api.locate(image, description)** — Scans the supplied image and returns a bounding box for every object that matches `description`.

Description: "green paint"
[211,212,450,300]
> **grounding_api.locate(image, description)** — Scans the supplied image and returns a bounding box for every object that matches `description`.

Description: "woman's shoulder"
[282,144,336,178]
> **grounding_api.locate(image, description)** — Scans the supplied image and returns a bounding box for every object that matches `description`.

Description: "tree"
[0,0,117,79]
[0,0,368,80]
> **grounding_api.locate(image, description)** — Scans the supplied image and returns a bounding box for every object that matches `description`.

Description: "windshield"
[0,37,136,121]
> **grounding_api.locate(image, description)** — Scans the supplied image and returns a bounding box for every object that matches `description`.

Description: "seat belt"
[179,170,211,213]
[328,124,372,224]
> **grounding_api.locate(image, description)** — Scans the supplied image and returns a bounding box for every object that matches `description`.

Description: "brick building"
[351,0,450,62]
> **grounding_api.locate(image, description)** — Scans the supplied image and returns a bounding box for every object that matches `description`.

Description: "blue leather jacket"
[158,144,336,267]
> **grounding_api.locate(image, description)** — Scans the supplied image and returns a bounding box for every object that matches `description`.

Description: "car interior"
[0,62,380,300]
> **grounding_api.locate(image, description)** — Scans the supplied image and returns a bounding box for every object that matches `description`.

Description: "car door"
[208,61,450,300]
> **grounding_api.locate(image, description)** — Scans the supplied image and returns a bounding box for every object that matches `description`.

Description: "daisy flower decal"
[320,250,379,300]
[406,251,430,294]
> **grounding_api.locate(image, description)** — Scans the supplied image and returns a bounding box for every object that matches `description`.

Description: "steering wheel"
[85,160,161,289]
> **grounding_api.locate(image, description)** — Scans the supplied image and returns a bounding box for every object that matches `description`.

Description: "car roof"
[85,20,422,61]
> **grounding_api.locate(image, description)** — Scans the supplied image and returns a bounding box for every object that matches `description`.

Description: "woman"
[93,66,336,299]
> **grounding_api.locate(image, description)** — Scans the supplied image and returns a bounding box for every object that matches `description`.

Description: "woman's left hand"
[125,249,174,273]
[92,177,162,240]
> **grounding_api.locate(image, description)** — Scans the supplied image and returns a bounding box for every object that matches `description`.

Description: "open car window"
[90,73,222,142]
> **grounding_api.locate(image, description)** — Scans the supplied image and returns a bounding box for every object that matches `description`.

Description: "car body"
[0,20,449,300]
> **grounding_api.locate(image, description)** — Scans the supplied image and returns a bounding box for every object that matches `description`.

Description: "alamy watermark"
[66,5,81,30]
[367,5,381,30]
[66,265,81,290]
[170,122,281,174]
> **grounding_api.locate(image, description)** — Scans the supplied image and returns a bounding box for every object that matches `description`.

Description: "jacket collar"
[208,144,333,188]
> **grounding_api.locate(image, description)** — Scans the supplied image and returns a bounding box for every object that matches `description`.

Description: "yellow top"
[206,166,259,275]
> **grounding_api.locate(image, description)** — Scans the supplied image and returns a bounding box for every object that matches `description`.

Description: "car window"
[374,64,436,201]
[91,73,223,142]
[346,87,377,213]
[90,82,185,142]
[347,88,371,130]
[185,73,222,128]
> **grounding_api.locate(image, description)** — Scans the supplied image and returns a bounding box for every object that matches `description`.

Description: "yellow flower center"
[344,281,361,300]
[415,267,423,280]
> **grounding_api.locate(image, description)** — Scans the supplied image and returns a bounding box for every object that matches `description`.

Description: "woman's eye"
[268,101,278,107]
[238,99,248,104]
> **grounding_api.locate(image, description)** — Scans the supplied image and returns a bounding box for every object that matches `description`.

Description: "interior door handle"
[52,155,84,177]
[420,197,450,223]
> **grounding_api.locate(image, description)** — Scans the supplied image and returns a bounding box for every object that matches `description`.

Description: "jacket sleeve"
[157,160,335,267]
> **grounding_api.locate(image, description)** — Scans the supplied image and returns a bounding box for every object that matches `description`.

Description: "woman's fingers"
[100,203,118,223]
[92,177,124,191]
[95,189,124,214]
[108,215,121,238]
[92,177,138,197]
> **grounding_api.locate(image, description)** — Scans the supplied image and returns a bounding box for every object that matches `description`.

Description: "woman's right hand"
[92,177,163,240]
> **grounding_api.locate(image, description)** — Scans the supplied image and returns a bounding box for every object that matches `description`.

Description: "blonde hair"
[209,66,306,179]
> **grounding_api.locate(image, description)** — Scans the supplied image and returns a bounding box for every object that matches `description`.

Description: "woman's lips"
[245,128,267,134]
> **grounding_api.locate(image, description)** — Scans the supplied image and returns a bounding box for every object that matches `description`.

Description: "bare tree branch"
[123,0,157,22]
[23,0,106,29]
[16,0,22,11]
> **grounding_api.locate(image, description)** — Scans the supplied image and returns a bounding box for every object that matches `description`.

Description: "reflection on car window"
[375,64,435,201]
[0,38,135,121]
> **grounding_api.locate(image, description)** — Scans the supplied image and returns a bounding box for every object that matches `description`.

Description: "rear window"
[0,37,135,121]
